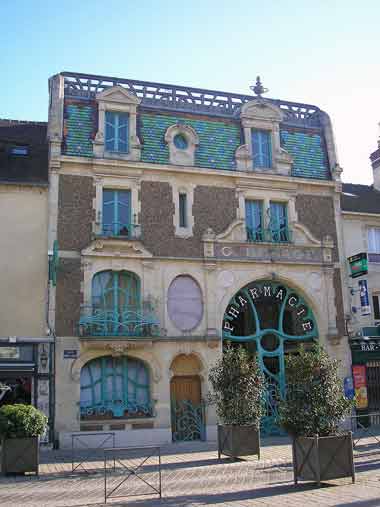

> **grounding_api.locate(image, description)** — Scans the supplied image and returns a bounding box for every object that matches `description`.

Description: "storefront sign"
[359,280,371,316]
[63,349,78,359]
[344,377,355,400]
[0,347,20,359]
[348,252,368,278]
[352,365,368,409]
[214,243,323,263]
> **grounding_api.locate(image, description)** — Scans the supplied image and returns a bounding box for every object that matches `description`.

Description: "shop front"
[0,338,54,442]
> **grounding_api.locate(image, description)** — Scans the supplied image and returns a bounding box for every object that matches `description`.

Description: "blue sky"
[1,0,379,183]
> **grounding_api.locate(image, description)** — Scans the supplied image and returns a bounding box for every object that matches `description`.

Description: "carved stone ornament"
[202,227,216,241]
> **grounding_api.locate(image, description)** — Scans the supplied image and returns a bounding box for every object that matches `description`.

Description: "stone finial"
[332,163,343,181]
[250,76,268,97]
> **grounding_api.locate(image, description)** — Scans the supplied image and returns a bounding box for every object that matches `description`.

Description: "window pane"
[102,189,115,235]
[252,130,272,168]
[179,193,187,228]
[270,202,288,242]
[368,228,380,253]
[245,200,263,241]
[373,295,380,320]
[105,112,116,151]
[117,113,129,153]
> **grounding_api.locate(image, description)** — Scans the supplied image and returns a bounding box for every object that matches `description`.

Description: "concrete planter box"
[292,433,355,485]
[1,437,39,475]
[217,424,260,459]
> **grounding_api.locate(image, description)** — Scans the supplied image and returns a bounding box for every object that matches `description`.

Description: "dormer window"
[252,130,272,168]
[105,112,129,153]
[93,86,141,161]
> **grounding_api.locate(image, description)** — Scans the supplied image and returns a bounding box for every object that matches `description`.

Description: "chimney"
[370,123,380,191]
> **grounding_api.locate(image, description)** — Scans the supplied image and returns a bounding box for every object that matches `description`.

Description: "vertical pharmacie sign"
[359,279,371,316]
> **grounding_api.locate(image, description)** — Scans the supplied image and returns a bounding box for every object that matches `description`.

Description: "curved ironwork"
[171,400,206,442]
[223,280,318,435]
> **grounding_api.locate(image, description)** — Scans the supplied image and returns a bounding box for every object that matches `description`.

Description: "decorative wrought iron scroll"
[223,280,318,435]
[171,400,206,442]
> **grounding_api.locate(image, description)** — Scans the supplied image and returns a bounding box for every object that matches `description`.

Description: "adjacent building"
[0,120,53,439]
[342,135,380,415]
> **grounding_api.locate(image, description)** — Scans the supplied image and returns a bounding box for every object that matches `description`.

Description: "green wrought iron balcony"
[79,305,160,337]
[247,226,292,244]
[100,221,140,239]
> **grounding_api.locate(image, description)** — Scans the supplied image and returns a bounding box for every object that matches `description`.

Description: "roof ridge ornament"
[250,76,268,98]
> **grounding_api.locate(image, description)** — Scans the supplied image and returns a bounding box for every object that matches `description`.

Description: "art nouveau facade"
[47,73,350,446]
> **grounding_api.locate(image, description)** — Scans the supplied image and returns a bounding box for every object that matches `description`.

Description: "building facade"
[0,120,53,440]
[46,73,350,447]
[342,135,380,415]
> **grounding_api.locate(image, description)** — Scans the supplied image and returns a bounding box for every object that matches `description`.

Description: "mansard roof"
[0,120,48,185]
[341,183,380,215]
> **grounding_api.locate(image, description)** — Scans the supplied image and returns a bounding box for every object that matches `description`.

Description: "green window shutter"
[245,200,263,241]
[252,130,272,168]
[270,202,288,242]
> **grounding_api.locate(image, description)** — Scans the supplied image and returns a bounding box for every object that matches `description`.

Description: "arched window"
[80,356,151,419]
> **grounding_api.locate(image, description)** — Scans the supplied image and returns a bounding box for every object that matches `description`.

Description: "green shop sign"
[348,252,368,278]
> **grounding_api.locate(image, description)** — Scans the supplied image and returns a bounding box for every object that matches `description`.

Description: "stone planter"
[217,424,260,459]
[1,437,39,475]
[292,432,355,485]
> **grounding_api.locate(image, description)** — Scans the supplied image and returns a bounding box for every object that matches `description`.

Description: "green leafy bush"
[208,344,266,428]
[0,404,47,439]
[278,345,353,437]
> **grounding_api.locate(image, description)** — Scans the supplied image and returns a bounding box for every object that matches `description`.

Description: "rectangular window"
[373,294,380,320]
[269,202,289,242]
[252,130,272,168]
[102,189,131,237]
[105,111,129,153]
[368,228,380,254]
[245,200,263,241]
[10,146,29,156]
[179,193,187,228]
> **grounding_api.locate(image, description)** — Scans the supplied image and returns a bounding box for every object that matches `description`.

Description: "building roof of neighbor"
[0,120,48,185]
[341,182,380,215]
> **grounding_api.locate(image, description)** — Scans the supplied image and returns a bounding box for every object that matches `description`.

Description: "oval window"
[167,276,203,331]
[173,134,188,150]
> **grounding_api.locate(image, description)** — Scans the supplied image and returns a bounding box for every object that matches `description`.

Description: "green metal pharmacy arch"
[222,280,318,435]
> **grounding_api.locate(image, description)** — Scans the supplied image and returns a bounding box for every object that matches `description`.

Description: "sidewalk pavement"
[0,435,380,507]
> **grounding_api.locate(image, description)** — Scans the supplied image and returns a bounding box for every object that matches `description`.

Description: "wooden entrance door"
[170,376,205,441]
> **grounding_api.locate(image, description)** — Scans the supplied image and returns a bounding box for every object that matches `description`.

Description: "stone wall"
[55,258,81,336]
[333,268,346,336]
[295,194,339,261]
[57,175,95,251]
[141,182,238,257]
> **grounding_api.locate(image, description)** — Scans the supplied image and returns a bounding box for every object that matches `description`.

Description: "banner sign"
[344,377,355,400]
[352,365,368,409]
[348,252,368,278]
[359,279,371,316]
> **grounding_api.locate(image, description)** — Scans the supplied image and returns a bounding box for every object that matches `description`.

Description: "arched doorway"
[223,280,318,435]
[170,354,205,442]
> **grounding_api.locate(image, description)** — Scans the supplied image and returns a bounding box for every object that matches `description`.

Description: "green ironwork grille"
[171,400,206,442]
[80,356,151,419]
[223,280,318,435]
[79,271,160,337]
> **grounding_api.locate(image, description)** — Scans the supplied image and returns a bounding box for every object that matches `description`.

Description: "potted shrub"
[209,344,265,459]
[0,404,47,475]
[278,345,355,485]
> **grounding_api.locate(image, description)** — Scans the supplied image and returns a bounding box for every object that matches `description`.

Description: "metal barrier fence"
[344,413,380,449]
[104,446,161,503]
[71,432,115,473]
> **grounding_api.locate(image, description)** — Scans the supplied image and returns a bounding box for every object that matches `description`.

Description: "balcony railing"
[80,400,153,419]
[79,306,160,337]
[247,226,292,244]
[100,222,140,239]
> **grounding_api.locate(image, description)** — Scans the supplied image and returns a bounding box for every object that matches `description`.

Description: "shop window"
[245,200,263,241]
[167,275,203,331]
[102,189,132,237]
[80,356,151,419]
